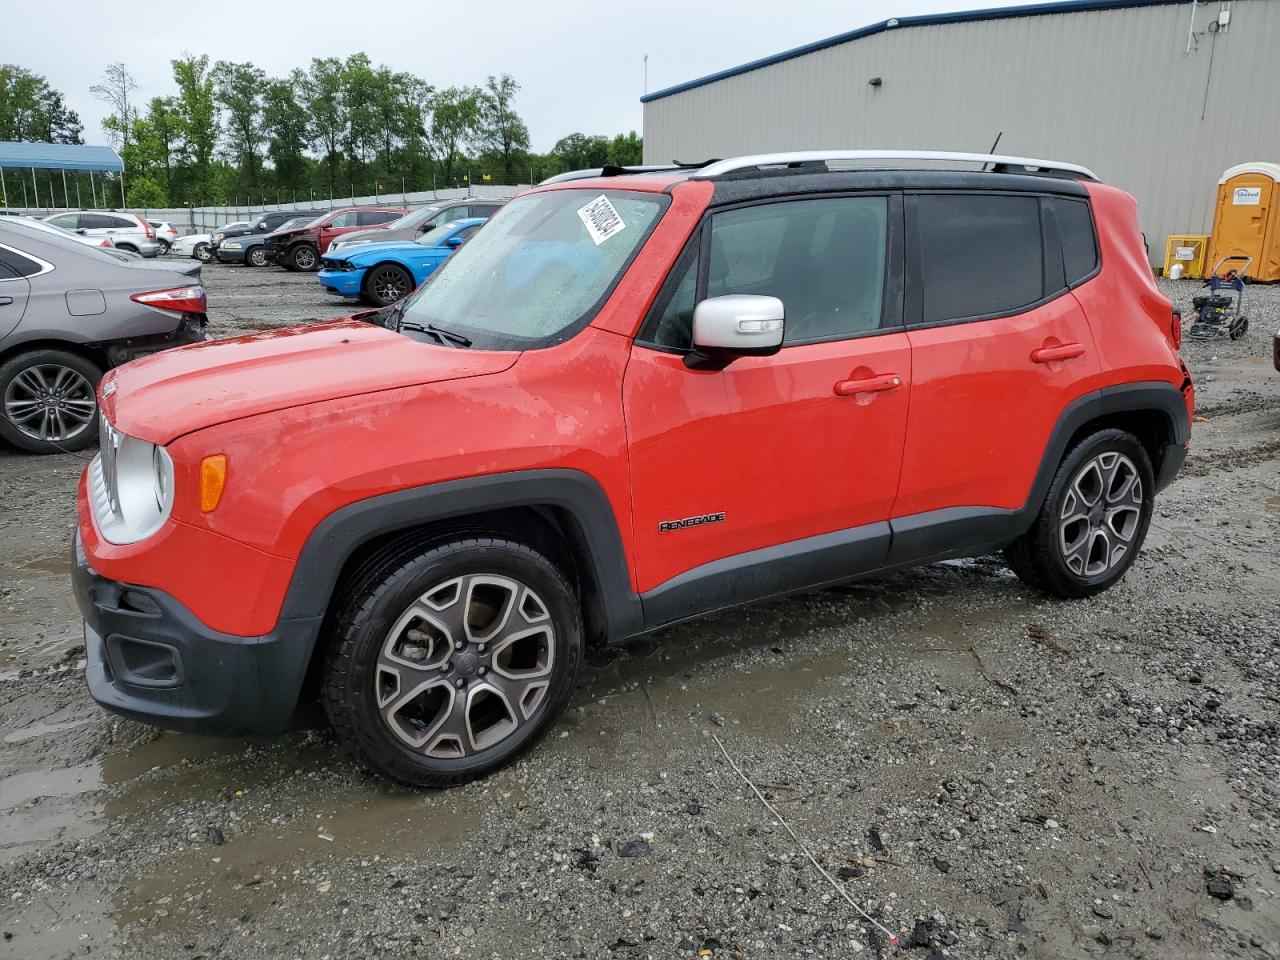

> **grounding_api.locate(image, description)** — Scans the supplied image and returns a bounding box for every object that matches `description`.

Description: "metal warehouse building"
[641,0,1280,264]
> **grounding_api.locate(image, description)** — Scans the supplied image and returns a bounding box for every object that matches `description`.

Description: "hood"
[176,233,210,245]
[266,227,309,242]
[100,319,519,444]
[333,239,432,261]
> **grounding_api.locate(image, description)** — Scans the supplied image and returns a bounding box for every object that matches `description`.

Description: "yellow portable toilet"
[1207,162,1280,281]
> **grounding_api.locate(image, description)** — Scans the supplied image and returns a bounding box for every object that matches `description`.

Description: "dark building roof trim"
[641,0,1186,103]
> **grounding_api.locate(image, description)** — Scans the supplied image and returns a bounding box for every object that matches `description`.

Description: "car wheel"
[0,349,101,454]
[156,239,171,255]
[247,247,268,267]
[289,244,319,272]
[322,536,582,788]
[1004,429,1153,599]
[193,242,212,262]
[364,264,414,307]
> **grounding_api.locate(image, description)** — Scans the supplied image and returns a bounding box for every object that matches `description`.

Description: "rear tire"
[322,537,582,788]
[288,243,319,272]
[1003,429,1154,599]
[0,349,102,454]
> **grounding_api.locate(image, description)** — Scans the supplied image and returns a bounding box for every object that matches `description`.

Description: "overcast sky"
[14,0,1029,153]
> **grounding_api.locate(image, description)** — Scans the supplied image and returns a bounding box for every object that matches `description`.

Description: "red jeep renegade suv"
[74,151,1194,787]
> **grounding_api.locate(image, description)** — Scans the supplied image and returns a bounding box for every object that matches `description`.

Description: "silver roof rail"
[538,164,685,186]
[691,150,1099,181]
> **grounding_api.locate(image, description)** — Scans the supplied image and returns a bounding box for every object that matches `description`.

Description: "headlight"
[222,240,242,249]
[89,419,175,544]
[212,233,224,242]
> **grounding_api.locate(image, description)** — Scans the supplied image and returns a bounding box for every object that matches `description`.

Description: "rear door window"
[914,194,1043,323]
[81,213,120,230]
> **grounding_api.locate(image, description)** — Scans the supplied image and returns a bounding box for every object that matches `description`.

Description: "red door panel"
[894,295,1100,518]
[623,334,911,593]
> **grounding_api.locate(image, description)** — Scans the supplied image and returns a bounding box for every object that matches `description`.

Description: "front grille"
[97,418,122,517]
[320,258,349,271]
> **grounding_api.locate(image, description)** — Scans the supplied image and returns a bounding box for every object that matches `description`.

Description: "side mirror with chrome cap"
[685,295,785,370]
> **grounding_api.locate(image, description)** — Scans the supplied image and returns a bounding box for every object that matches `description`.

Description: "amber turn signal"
[199,455,228,512]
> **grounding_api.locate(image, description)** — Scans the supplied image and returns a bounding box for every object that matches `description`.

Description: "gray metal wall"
[643,0,1280,263]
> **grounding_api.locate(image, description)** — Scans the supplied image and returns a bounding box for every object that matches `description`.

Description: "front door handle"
[0,296,12,306]
[1031,342,1085,364]
[834,373,902,397]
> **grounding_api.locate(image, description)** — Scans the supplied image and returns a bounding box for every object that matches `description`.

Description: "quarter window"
[649,249,699,349]
[0,245,45,278]
[1052,197,1099,285]
[915,194,1043,323]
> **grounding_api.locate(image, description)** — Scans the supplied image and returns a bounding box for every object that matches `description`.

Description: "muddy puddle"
[2,561,1038,956]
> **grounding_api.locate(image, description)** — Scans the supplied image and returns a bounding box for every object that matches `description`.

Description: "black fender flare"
[277,468,643,638]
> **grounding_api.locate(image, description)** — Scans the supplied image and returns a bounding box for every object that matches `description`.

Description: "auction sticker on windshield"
[577,195,626,245]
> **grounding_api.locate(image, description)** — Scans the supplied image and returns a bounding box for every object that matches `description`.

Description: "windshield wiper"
[397,320,473,348]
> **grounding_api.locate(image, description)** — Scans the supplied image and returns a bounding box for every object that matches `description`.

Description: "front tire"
[193,242,212,262]
[1004,429,1153,599]
[288,243,319,272]
[246,247,268,267]
[0,349,101,454]
[363,264,414,307]
[322,537,583,788]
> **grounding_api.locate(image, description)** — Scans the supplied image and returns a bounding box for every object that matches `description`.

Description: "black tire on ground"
[193,242,211,262]
[156,239,171,255]
[363,264,415,307]
[322,536,583,788]
[246,246,268,267]
[0,348,102,454]
[1003,428,1154,599]
[288,243,320,272]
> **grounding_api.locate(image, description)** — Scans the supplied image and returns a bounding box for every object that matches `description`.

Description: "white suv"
[42,211,161,258]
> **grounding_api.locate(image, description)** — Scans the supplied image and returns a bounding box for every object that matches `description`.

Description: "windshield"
[217,221,247,232]
[277,217,316,231]
[392,205,444,231]
[415,222,463,247]
[398,190,665,350]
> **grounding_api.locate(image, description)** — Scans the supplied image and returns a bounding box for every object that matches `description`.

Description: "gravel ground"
[0,263,1277,960]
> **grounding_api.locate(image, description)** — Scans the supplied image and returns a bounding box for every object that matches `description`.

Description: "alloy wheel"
[3,363,96,443]
[374,574,555,759]
[371,267,410,304]
[248,248,267,266]
[293,246,317,270]
[1058,451,1143,577]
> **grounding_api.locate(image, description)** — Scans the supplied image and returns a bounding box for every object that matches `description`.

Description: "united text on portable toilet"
[1206,163,1280,282]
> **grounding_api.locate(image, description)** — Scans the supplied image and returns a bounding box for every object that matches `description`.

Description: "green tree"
[171,54,218,203]
[0,65,82,142]
[126,175,167,208]
[606,131,643,167]
[474,74,529,183]
[213,60,266,183]
[428,86,481,186]
[551,132,610,171]
[91,62,139,151]
[263,73,310,193]
[300,57,345,191]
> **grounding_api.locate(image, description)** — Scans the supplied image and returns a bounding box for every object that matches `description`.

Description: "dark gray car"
[325,198,507,255]
[0,218,207,454]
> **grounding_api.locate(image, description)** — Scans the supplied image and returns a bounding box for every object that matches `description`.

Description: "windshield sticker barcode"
[577,195,626,246]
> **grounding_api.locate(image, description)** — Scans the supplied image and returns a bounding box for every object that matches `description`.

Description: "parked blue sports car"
[317,217,487,306]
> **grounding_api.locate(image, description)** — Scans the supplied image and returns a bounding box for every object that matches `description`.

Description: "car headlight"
[89,419,175,544]
[212,233,224,243]
[222,240,242,249]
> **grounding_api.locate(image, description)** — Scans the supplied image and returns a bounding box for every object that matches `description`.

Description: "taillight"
[132,285,207,315]
[1171,307,1182,351]
[140,218,154,239]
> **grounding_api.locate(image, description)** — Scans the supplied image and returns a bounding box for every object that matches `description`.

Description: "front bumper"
[215,245,250,263]
[318,267,365,298]
[74,532,321,735]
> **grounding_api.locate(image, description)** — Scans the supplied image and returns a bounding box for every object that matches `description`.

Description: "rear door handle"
[1031,343,1085,363]
[834,373,902,397]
